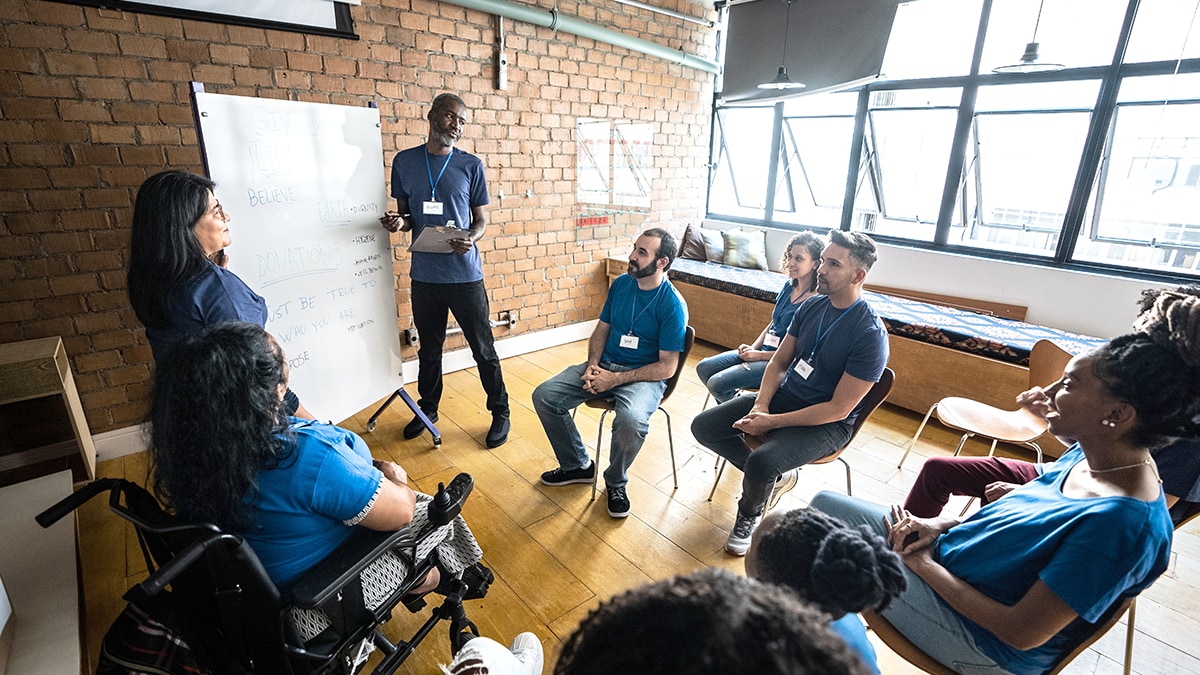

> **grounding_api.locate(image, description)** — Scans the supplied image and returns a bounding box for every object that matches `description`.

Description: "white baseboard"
[95,320,598,462]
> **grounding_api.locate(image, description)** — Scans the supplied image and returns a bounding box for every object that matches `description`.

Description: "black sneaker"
[725,511,761,556]
[403,411,438,440]
[485,414,510,448]
[606,485,631,518]
[540,463,595,486]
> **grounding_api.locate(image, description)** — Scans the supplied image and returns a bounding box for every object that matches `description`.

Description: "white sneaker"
[767,469,799,512]
[509,632,544,675]
[725,512,761,556]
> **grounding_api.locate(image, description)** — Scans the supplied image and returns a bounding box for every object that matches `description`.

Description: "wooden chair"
[707,368,895,502]
[864,594,1135,675]
[898,340,1072,470]
[584,326,696,502]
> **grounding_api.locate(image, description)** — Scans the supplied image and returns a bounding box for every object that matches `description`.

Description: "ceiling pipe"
[438,0,721,74]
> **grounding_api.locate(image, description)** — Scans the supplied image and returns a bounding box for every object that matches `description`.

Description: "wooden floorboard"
[75,338,1200,673]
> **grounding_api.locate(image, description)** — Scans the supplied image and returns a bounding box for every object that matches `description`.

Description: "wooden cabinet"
[0,337,96,488]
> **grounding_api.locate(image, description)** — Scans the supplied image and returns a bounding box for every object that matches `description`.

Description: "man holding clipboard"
[380,93,510,449]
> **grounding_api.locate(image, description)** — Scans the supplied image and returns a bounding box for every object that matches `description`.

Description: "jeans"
[411,280,509,416]
[904,456,1042,518]
[810,491,1012,674]
[690,393,851,517]
[532,362,667,488]
[695,350,768,404]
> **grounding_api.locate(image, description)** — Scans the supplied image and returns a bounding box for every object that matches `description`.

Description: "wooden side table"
[0,337,96,488]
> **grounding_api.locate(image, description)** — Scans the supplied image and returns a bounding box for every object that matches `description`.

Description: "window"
[708,106,775,220]
[773,93,859,230]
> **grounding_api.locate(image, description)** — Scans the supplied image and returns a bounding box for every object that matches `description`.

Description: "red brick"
[60,100,112,122]
[73,309,120,334]
[118,33,167,58]
[94,55,148,79]
[64,29,119,54]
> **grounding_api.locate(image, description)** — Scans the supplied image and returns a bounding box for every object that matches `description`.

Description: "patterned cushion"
[721,228,769,270]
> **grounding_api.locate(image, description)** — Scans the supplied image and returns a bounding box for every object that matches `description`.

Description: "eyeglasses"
[208,202,229,221]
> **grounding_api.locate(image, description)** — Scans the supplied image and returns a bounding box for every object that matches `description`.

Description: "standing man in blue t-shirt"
[380,93,510,449]
[692,230,888,556]
[534,229,688,518]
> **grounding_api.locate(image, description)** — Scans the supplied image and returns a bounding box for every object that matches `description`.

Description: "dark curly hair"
[783,231,824,293]
[149,321,292,530]
[128,170,217,330]
[1092,285,1200,448]
[751,507,906,616]
[554,568,869,675]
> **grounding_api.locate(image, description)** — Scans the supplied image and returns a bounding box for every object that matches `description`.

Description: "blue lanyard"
[628,282,666,335]
[808,298,861,361]
[425,148,452,201]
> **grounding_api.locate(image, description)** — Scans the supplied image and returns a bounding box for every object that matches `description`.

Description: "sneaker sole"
[724,543,750,556]
[767,470,799,511]
[539,475,595,487]
[607,507,630,518]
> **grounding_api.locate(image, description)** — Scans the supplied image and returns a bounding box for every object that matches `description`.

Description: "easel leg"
[366,387,442,445]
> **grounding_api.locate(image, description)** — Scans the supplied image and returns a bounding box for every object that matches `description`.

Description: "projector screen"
[720,0,900,106]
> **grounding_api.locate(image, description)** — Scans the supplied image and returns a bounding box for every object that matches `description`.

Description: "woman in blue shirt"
[127,170,310,417]
[696,231,823,404]
[813,286,1200,674]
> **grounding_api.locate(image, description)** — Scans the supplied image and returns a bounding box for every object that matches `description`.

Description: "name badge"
[763,333,781,348]
[619,334,640,350]
[423,200,444,215]
[792,358,814,379]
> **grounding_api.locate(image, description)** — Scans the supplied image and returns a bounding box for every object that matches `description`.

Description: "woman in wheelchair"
[149,321,484,634]
[811,286,1200,675]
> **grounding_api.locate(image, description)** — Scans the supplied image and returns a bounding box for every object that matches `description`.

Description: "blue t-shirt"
[937,445,1172,674]
[830,614,879,675]
[243,419,383,587]
[764,282,807,351]
[597,274,687,369]
[780,295,889,426]
[389,145,489,284]
[146,261,268,362]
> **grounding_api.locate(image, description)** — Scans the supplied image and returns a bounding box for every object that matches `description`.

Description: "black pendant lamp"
[993,0,1065,74]
[759,0,807,90]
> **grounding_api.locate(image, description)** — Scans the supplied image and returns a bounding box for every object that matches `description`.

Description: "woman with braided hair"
[745,507,906,674]
[813,285,1200,675]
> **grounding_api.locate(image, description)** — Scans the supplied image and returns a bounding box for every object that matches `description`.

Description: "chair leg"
[1123,598,1137,675]
[951,433,974,457]
[838,457,852,496]
[660,407,678,490]
[958,497,977,517]
[899,403,938,469]
[1023,441,1044,464]
[708,458,726,502]
[986,439,999,457]
[591,410,609,502]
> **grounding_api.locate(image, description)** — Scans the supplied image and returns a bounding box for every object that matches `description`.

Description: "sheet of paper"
[409,226,467,253]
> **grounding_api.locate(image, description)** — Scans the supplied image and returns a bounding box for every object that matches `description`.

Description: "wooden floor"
[76,339,1200,674]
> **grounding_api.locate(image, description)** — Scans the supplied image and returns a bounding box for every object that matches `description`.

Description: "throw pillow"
[721,228,769,270]
[700,227,725,264]
[679,224,707,261]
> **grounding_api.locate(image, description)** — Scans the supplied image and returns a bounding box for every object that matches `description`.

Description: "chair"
[584,325,695,501]
[708,367,895,503]
[864,594,1135,675]
[897,339,1072,470]
[37,475,489,674]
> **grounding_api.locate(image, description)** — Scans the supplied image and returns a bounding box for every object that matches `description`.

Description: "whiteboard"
[192,89,403,424]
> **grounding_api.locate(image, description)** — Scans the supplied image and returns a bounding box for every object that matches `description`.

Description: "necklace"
[1085,457,1152,474]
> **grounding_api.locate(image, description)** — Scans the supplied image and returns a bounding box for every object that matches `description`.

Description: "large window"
[708,0,1200,280]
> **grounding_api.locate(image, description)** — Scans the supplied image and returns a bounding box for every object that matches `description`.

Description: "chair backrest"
[659,325,696,405]
[843,367,895,451]
[1028,339,1072,390]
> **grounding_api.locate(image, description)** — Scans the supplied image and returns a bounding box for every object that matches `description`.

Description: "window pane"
[775,92,859,229]
[981,0,1126,72]
[853,89,961,241]
[708,107,775,220]
[881,0,982,80]
[1075,96,1200,276]
[1125,0,1200,64]
[955,111,1091,256]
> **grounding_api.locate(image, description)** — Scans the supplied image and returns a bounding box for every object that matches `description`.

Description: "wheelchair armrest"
[290,526,413,609]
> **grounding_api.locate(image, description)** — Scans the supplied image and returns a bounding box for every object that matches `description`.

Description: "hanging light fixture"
[993,0,1065,74]
[759,0,806,90]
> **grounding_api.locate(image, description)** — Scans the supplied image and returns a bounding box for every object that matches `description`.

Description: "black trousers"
[411,279,509,416]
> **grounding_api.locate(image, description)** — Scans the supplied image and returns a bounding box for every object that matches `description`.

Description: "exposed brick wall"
[0,0,716,433]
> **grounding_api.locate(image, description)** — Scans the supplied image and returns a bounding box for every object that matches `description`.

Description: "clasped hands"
[885,505,956,569]
[735,343,769,363]
[581,364,619,395]
[732,403,776,436]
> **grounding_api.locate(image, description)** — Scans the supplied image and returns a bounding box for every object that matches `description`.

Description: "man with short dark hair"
[534,228,687,518]
[692,230,888,555]
[380,92,510,449]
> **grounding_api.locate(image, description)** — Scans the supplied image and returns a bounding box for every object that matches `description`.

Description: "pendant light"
[759,0,806,90]
[993,0,1065,74]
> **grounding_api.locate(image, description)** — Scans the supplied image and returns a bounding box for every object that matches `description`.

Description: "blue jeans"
[695,350,768,404]
[810,491,1012,674]
[532,362,667,488]
[690,393,851,517]
[411,280,509,416]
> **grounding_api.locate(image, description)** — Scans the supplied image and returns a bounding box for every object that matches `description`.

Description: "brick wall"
[0,0,716,434]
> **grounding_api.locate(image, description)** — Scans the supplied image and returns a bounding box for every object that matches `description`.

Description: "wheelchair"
[37,473,492,674]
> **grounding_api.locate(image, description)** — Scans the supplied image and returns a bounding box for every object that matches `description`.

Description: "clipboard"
[408,225,467,253]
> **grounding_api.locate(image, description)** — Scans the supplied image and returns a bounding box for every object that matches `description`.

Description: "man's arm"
[585,350,679,394]
[738,368,874,436]
[449,205,487,254]
[753,332,796,411]
[587,321,611,368]
[380,197,412,233]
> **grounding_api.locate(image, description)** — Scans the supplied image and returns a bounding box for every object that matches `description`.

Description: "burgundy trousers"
[903,456,1042,518]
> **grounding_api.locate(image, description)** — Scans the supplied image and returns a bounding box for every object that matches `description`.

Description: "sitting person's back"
[746,507,906,674]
